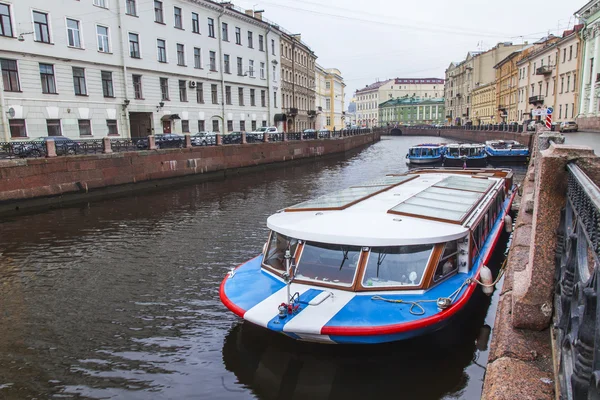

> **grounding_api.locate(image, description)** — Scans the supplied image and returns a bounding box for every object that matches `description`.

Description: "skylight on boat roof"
[388,176,494,223]
[285,175,416,211]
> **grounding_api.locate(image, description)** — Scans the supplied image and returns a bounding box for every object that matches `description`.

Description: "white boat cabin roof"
[267,171,507,247]
[446,143,485,149]
[409,143,445,148]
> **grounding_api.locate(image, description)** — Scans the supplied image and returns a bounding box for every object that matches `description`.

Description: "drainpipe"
[265,25,272,125]
[217,7,226,133]
[116,0,132,138]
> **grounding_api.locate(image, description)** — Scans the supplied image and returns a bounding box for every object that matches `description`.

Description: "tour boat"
[220,168,516,344]
[405,144,445,165]
[443,144,488,168]
[485,140,530,163]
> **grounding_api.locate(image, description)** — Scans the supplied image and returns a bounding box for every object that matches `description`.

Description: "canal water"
[0,136,526,400]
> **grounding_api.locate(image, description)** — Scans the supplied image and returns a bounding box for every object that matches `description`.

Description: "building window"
[196,82,204,103]
[273,91,277,107]
[227,120,233,131]
[261,90,266,107]
[258,35,264,51]
[194,48,201,69]
[47,119,62,136]
[96,25,110,52]
[191,12,200,34]
[262,120,267,127]
[39,63,56,94]
[271,39,275,55]
[325,81,330,89]
[177,43,185,66]
[157,39,167,62]
[97,71,113,98]
[0,3,13,37]
[1,59,19,92]
[326,98,331,110]
[251,120,257,131]
[326,116,331,126]
[573,73,577,91]
[93,0,107,7]
[248,31,253,48]
[559,105,562,119]
[129,33,140,58]
[561,76,564,93]
[179,80,187,102]
[260,62,265,79]
[66,19,82,48]
[250,89,255,106]
[225,85,232,104]
[209,51,216,71]
[567,75,571,93]
[107,119,118,135]
[273,65,276,81]
[572,103,575,118]
[238,87,244,106]
[72,67,87,95]
[174,7,182,29]
[133,74,142,99]
[237,57,243,75]
[235,27,241,44]
[565,104,569,118]
[154,1,163,23]
[198,120,205,131]
[249,60,254,77]
[224,54,230,73]
[212,120,219,132]
[211,84,218,104]
[9,119,26,138]
[160,77,169,100]
[222,22,228,41]
[182,120,189,133]
[240,120,245,131]
[78,119,92,136]
[569,46,573,61]
[208,18,214,38]
[126,0,137,15]
[33,11,50,43]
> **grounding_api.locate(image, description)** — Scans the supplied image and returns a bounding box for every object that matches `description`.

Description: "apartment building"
[575,1,599,130]
[315,64,345,130]
[515,29,581,124]
[444,42,526,126]
[0,0,282,140]
[493,48,531,123]
[471,82,496,125]
[355,80,390,128]
[279,33,316,131]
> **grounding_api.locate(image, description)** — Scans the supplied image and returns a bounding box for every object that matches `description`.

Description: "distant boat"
[406,144,445,164]
[220,168,516,344]
[443,144,488,168]
[485,140,530,163]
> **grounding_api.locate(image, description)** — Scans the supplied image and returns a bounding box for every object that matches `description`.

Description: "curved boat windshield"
[264,232,299,271]
[295,242,362,287]
[363,245,434,287]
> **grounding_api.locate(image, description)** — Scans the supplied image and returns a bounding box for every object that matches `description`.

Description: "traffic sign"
[546,107,553,115]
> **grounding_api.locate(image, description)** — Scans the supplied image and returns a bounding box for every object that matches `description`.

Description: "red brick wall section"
[400,127,533,145]
[0,133,379,203]
[577,116,600,132]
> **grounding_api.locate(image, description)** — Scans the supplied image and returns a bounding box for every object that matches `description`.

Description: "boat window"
[433,241,459,282]
[362,245,434,288]
[434,175,493,193]
[263,232,299,271]
[294,242,362,287]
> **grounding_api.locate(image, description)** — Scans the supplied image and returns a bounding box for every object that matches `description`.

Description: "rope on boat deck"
[371,258,509,316]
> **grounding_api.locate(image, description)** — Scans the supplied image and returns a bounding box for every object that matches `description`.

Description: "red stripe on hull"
[219,259,258,318]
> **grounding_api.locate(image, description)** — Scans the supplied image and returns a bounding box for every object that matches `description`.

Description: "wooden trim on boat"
[351,248,370,291]
[283,175,420,213]
[421,243,446,289]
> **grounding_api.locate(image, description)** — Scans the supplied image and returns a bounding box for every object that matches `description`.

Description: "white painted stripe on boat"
[243,283,313,328]
[283,290,356,335]
[295,333,335,343]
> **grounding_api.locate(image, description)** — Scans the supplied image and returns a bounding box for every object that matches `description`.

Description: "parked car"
[318,128,330,138]
[222,131,244,144]
[192,131,217,146]
[302,129,317,139]
[17,136,82,157]
[248,126,280,141]
[559,121,579,133]
[156,133,185,149]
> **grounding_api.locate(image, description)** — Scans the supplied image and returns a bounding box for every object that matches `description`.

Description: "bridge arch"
[390,128,402,136]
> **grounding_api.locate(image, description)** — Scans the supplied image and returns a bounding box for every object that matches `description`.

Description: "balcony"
[529,95,544,105]
[535,66,552,75]
[288,107,298,116]
[308,110,317,118]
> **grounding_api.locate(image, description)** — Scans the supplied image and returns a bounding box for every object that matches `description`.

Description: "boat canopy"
[267,172,504,246]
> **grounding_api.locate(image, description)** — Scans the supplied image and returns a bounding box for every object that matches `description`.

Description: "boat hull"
[443,157,488,168]
[407,156,444,165]
[220,190,516,344]
[486,154,530,164]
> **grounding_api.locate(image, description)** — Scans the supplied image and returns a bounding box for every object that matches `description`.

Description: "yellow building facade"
[472,82,496,125]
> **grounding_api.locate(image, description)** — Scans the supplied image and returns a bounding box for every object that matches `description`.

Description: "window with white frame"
[194,48,201,69]
[177,43,185,66]
[66,18,81,48]
[249,60,254,77]
[96,25,110,52]
[1,59,20,92]
[154,0,163,23]
[129,33,140,58]
[72,67,87,95]
[260,62,265,79]
[126,0,136,16]
[157,39,167,62]
[93,0,107,8]
[174,7,182,29]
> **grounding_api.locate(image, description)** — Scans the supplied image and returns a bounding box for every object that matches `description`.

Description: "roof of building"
[379,97,445,108]
[355,79,393,94]
[393,78,445,84]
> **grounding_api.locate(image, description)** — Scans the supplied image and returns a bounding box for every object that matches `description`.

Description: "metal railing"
[384,124,531,133]
[554,162,600,400]
[0,141,47,159]
[110,138,145,152]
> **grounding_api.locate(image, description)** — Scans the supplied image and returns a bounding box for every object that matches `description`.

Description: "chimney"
[245,9,253,16]
[254,11,263,20]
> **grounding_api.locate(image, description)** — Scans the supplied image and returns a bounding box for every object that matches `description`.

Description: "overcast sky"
[234,0,582,106]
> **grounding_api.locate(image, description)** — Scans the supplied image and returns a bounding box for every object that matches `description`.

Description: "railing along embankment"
[482,130,600,399]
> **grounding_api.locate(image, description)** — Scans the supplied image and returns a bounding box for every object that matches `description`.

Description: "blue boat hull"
[443,156,488,168]
[407,155,444,164]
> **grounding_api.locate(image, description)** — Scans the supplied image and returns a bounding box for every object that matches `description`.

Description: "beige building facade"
[315,65,345,130]
[445,42,526,126]
[472,82,496,125]
[355,80,389,128]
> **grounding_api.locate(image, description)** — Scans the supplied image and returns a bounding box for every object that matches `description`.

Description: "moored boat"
[220,168,515,344]
[485,140,530,163]
[405,144,445,165]
[443,144,488,168]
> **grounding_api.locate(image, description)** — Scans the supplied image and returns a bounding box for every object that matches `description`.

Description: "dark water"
[0,136,526,400]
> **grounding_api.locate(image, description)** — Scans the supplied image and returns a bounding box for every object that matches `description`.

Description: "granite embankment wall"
[387,127,535,148]
[0,132,379,213]
[481,133,598,399]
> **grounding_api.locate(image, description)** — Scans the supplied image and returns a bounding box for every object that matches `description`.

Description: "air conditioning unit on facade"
[189,81,197,88]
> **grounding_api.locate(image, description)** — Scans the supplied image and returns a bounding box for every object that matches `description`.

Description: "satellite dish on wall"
[7,107,15,118]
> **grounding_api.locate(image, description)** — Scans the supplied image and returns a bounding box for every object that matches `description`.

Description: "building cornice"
[576,0,600,20]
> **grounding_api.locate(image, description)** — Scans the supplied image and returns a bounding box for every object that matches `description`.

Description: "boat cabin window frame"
[470,188,504,265]
[262,231,300,275]
[432,240,459,283]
